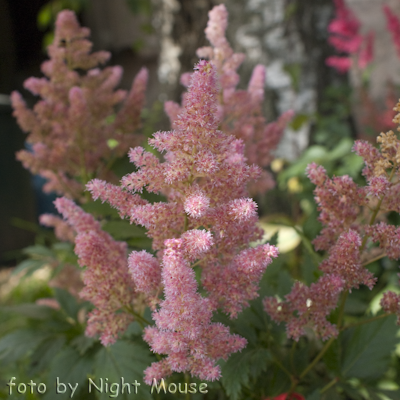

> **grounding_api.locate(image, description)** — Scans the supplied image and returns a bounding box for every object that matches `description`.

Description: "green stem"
[271,353,293,379]
[320,377,339,394]
[123,306,151,326]
[184,373,191,400]
[362,253,386,267]
[341,313,391,331]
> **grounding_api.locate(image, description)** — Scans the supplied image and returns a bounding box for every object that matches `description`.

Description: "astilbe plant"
[264,99,400,341]
[57,60,279,383]
[164,4,294,195]
[11,10,148,202]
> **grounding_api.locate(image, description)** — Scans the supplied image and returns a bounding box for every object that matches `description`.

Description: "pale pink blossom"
[12,10,148,200]
[55,197,136,346]
[89,61,278,380]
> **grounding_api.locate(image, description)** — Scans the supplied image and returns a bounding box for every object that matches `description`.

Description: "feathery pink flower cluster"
[326,0,374,73]
[164,4,293,195]
[54,197,136,346]
[12,10,148,200]
[86,60,278,381]
[264,99,400,340]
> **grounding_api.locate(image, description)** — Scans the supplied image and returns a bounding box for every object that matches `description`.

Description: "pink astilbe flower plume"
[12,10,148,200]
[88,60,278,381]
[54,197,136,346]
[265,99,400,340]
[165,4,293,195]
[143,238,246,384]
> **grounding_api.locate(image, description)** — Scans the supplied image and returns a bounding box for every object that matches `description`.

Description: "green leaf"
[94,341,154,400]
[54,288,80,320]
[37,4,52,30]
[0,329,50,363]
[23,244,55,258]
[323,339,340,374]
[221,347,270,400]
[1,304,56,320]
[12,259,47,276]
[338,382,363,400]
[71,335,98,356]
[325,138,353,161]
[81,201,119,218]
[102,220,147,240]
[341,315,398,380]
[44,347,95,400]
[29,336,66,375]
[379,389,400,400]
[307,389,321,400]
[290,114,309,131]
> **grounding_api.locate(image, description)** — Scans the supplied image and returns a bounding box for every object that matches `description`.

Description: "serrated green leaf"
[221,347,270,400]
[44,346,95,400]
[94,341,154,400]
[54,288,79,320]
[0,329,50,363]
[71,335,98,356]
[29,336,66,375]
[341,315,398,380]
[323,339,340,374]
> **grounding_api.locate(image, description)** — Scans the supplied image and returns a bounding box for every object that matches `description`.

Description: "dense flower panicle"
[326,0,374,72]
[128,250,161,309]
[306,163,367,251]
[319,230,376,290]
[12,10,148,200]
[265,108,400,340]
[86,178,148,218]
[384,5,400,59]
[381,291,400,323]
[54,197,136,345]
[265,230,376,341]
[39,213,75,243]
[265,274,345,341]
[143,238,247,384]
[89,60,278,380]
[365,222,400,260]
[203,244,279,317]
[165,4,293,195]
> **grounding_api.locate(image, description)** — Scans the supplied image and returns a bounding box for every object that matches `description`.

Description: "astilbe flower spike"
[326,0,374,72]
[87,60,278,382]
[54,197,143,346]
[12,10,148,200]
[164,4,293,195]
[264,99,400,340]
